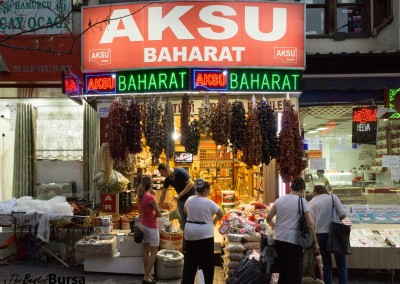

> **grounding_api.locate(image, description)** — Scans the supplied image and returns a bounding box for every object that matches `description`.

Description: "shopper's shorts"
[139,223,159,247]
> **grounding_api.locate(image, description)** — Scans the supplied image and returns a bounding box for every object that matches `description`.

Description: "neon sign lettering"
[193,69,228,91]
[62,72,82,97]
[352,108,377,123]
[64,78,78,94]
[85,74,117,94]
[83,68,301,94]
[229,69,300,91]
[118,69,188,93]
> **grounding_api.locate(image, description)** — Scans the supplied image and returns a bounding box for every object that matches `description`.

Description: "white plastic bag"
[197,269,205,284]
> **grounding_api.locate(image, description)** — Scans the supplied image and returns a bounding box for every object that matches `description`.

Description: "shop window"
[305,0,392,38]
[36,105,83,161]
[72,0,89,11]
[99,0,141,4]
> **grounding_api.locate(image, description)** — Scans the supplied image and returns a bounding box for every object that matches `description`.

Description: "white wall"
[37,160,84,197]
[0,103,15,201]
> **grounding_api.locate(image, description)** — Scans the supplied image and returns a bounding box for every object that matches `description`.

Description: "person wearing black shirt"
[158,163,195,231]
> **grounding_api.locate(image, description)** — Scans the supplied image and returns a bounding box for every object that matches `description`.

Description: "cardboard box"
[94,225,113,235]
[119,236,143,257]
[75,235,117,259]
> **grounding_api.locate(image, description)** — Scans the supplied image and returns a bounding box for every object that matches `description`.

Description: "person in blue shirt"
[158,163,195,231]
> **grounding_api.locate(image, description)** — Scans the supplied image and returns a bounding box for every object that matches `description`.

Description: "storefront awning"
[302,74,400,91]
[299,89,384,106]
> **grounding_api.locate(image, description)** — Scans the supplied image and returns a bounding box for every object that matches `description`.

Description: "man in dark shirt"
[158,163,195,231]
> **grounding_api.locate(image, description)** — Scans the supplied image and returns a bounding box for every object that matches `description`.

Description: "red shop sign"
[100,193,119,213]
[82,1,305,71]
[0,35,82,84]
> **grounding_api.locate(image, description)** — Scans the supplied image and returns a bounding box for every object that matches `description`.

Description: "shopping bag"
[197,269,205,284]
[327,195,351,255]
[169,209,181,221]
[134,224,144,244]
[298,198,313,249]
[327,221,351,255]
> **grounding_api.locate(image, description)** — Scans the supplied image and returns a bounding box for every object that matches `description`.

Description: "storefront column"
[263,159,278,205]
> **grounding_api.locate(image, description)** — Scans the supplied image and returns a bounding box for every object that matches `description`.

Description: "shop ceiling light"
[315,127,328,130]
[307,130,319,134]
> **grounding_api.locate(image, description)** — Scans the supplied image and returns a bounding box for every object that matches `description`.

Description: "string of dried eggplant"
[185,119,201,155]
[108,97,127,162]
[242,98,262,168]
[211,94,232,146]
[258,98,279,166]
[164,99,175,161]
[125,99,142,155]
[145,96,165,165]
[277,99,307,183]
[230,100,246,154]
[180,93,190,147]
[198,96,213,137]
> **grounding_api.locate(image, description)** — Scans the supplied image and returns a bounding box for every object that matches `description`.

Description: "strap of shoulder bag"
[331,194,335,219]
[298,196,304,216]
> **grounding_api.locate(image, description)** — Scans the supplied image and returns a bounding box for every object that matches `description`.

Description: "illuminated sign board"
[62,71,82,105]
[117,69,189,93]
[82,1,305,71]
[352,106,377,145]
[193,69,228,91]
[193,69,300,92]
[228,69,300,92]
[386,88,400,119]
[83,68,301,94]
[85,73,117,94]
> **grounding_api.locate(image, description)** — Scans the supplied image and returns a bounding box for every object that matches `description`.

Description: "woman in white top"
[181,178,223,284]
[309,185,347,284]
[266,177,319,284]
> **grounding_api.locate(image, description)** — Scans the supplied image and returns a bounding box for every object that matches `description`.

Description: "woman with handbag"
[266,177,319,284]
[309,185,347,284]
[137,176,163,284]
[181,178,223,284]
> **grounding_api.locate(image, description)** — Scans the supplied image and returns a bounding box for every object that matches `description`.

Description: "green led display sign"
[117,69,189,93]
[84,68,302,94]
[387,88,400,119]
[228,69,301,92]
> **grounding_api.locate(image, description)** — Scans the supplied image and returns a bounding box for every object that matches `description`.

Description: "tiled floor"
[0,263,398,284]
[0,262,226,284]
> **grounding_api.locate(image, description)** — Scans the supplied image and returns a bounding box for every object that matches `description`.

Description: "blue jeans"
[177,199,187,231]
[317,233,348,284]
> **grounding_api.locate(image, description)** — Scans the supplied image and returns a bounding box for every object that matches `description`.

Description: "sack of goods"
[156,249,184,280]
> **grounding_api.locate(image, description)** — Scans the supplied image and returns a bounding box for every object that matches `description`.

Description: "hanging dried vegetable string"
[198,96,213,137]
[211,94,232,146]
[258,98,279,166]
[180,93,190,147]
[142,96,148,145]
[145,96,165,165]
[164,99,175,161]
[277,99,307,183]
[242,96,262,168]
[185,119,201,155]
[108,97,127,162]
[125,99,142,155]
[230,100,246,154]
